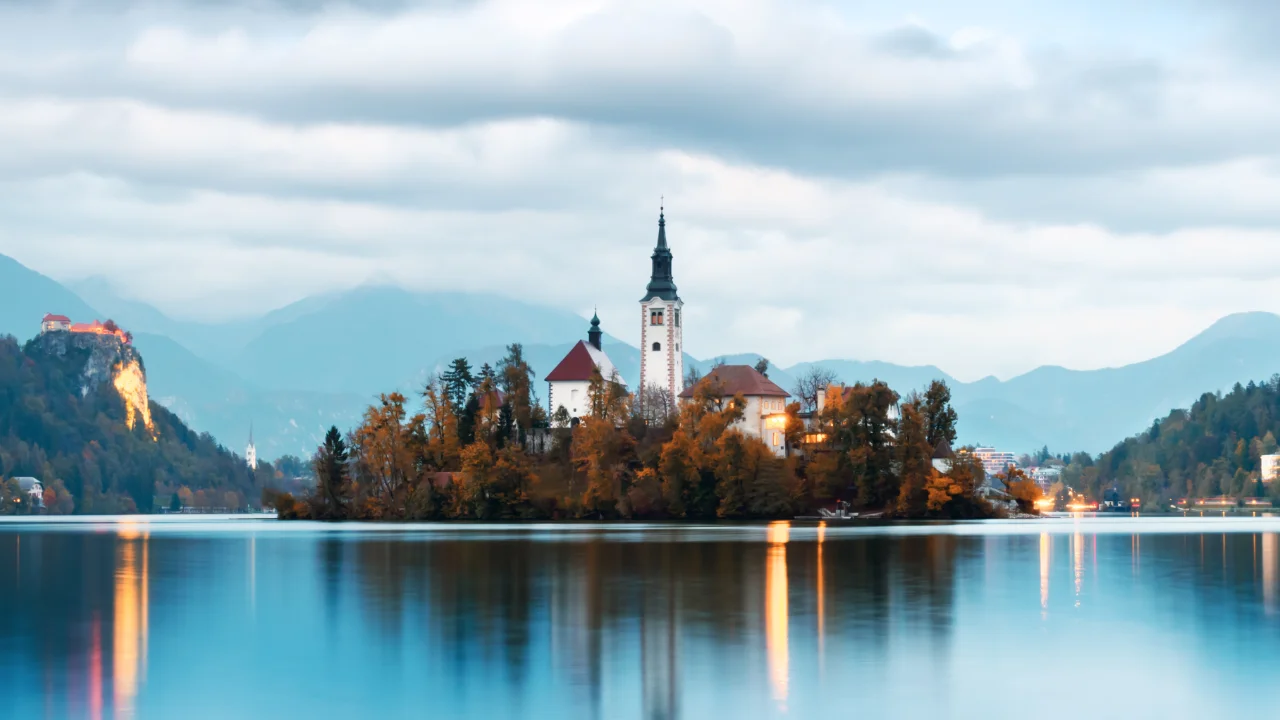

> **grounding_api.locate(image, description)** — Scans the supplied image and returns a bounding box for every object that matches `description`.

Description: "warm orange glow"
[112,360,155,437]
[1072,531,1084,605]
[69,320,131,344]
[766,521,789,710]
[1265,533,1278,615]
[1034,498,1055,511]
[114,533,149,719]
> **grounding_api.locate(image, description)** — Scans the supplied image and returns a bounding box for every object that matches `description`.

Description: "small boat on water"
[796,501,859,521]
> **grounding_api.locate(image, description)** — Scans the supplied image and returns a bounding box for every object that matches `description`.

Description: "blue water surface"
[1,515,1278,719]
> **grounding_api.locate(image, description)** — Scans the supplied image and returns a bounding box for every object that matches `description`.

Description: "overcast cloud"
[2,0,1279,380]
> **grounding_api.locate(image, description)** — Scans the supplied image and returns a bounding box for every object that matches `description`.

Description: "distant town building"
[639,207,684,405]
[1030,466,1062,487]
[246,425,257,471]
[41,314,71,332]
[545,312,624,425]
[971,448,1018,478]
[14,477,44,509]
[679,365,790,457]
[1263,454,1280,483]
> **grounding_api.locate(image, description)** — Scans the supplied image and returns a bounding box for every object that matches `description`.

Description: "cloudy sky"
[3,0,1280,380]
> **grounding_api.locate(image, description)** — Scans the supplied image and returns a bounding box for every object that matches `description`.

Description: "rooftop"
[679,365,789,399]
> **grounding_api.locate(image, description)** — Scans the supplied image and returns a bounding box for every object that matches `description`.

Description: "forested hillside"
[0,333,288,513]
[1063,376,1280,505]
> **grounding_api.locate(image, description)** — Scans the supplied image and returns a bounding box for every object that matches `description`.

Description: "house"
[14,477,44,509]
[544,312,624,426]
[932,439,955,473]
[680,365,790,456]
[41,314,71,332]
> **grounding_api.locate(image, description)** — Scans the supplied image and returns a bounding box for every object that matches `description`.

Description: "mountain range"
[5,252,1280,459]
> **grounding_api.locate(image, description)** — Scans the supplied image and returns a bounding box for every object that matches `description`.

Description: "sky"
[3,0,1280,380]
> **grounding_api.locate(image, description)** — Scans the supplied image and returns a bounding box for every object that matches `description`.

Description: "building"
[1263,454,1280,483]
[545,312,624,425]
[932,439,955,474]
[679,365,790,456]
[639,207,684,404]
[1030,466,1062,488]
[41,314,71,332]
[246,425,257,471]
[971,448,1017,478]
[14,477,44,509]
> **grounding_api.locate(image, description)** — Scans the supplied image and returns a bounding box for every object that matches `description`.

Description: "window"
[650,309,664,326]
[652,342,661,351]
[772,432,780,446]
[674,309,681,327]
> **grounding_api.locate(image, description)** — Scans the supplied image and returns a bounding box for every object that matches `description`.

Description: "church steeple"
[588,309,602,350]
[643,205,679,301]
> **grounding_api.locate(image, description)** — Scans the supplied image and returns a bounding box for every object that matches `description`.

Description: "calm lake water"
[3,516,1280,719]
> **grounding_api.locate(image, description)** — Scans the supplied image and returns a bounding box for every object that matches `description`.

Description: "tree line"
[1047,376,1280,507]
[275,345,1004,521]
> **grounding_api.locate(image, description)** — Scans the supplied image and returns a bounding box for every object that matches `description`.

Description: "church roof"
[642,209,680,302]
[545,341,621,384]
[678,365,789,399]
[43,314,70,323]
[932,438,954,460]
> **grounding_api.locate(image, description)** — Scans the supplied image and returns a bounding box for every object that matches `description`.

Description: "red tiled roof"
[678,365,789,399]
[42,314,70,323]
[545,341,598,382]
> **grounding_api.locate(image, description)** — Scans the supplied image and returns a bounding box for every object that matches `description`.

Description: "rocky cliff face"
[28,331,155,435]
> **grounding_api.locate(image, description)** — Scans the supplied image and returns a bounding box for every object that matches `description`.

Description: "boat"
[796,501,859,521]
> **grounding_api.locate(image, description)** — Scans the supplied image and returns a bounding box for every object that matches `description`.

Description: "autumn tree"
[636,384,677,427]
[997,466,1042,513]
[572,416,638,517]
[895,401,934,517]
[659,375,745,518]
[351,393,425,518]
[816,381,899,509]
[587,367,630,422]
[421,375,461,470]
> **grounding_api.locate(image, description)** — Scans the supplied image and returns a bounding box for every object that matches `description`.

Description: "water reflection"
[765,522,789,711]
[113,529,150,719]
[8,521,1280,718]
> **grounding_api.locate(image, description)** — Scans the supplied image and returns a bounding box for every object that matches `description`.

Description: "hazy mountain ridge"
[5,255,1280,457]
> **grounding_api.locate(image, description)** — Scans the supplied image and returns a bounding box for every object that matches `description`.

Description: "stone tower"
[639,207,683,403]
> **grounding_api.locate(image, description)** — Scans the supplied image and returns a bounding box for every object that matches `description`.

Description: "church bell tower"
[639,206,683,402]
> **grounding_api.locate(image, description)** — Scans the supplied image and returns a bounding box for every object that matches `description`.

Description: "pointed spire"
[588,308,603,350]
[642,203,679,302]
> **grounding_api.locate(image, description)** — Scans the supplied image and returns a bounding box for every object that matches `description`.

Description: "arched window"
[652,342,661,351]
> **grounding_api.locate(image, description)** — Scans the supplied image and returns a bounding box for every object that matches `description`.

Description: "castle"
[41,314,132,344]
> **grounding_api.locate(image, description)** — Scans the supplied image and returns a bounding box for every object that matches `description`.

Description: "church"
[545,207,684,423]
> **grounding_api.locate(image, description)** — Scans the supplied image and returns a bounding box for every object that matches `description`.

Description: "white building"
[246,424,257,471]
[14,477,44,509]
[41,313,71,333]
[1263,454,1280,483]
[680,365,790,457]
[639,207,684,405]
[545,312,624,425]
[1030,466,1062,487]
[971,448,1017,478]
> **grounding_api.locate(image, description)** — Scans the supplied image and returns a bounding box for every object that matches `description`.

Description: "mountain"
[228,286,594,396]
[11,253,1280,459]
[0,255,99,341]
[132,332,367,460]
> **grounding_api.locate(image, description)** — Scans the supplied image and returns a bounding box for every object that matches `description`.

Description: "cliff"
[1,333,262,513]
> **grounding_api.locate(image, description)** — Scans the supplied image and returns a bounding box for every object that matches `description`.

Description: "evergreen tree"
[441,358,474,410]
[921,379,958,448]
[314,425,350,519]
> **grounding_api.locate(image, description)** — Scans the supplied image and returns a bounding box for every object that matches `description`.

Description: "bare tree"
[792,365,838,412]
[684,365,703,388]
[635,384,676,427]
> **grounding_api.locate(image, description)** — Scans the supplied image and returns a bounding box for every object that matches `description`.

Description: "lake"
[3,516,1280,719]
